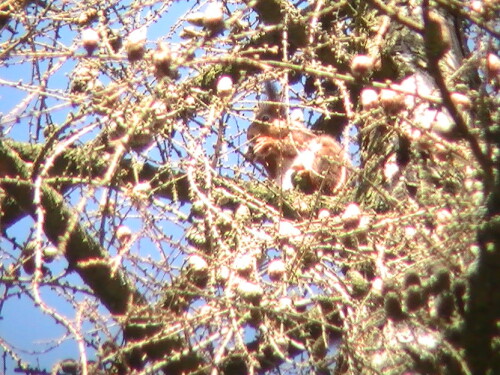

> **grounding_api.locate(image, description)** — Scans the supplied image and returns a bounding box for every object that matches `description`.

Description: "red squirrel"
[247,83,348,194]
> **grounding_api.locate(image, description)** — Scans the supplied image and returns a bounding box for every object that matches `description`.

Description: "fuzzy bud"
[384,292,405,321]
[317,208,330,220]
[431,112,455,135]
[383,153,400,182]
[436,292,454,320]
[107,29,122,53]
[267,259,286,281]
[404,271,421,288]
[125,28,147,62]
[372,277,384,294]
[216,265,230,283]
[187,254,209,288]
[428,269,451,295]
[234,204,251,222]
[1,265,17,286]
[351,54,375,76]
[70,64,98,94]
[360,88,379,110]
[59,360,79,374]
[187,254,208,273]
[487,53,500,77]
[342,203,361,229]
[359,215,370,231]
[436,208,452,224]
[216,75,233,97]
[233,254,254,277]
[380,88,405,113]
[198,304,212,316]
[185,96,196,107]
[404,226,417,239]
[132,182,152,198]
[152,43,173,78]
[348,269,370,297]
[186,12,205,27]
[450,92,472,110]
[43,246,59,263]
[405,285,425,311]
[236,280,263,304]
[470,1,483,13]
[81,28,99,56]
[203,2,224,32]
[180,26,202,39]
[116,225,132,245]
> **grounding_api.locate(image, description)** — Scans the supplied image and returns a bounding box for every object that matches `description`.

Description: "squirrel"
[247,83,348,194]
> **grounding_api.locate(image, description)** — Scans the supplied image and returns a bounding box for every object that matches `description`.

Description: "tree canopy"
[0,0,499,374]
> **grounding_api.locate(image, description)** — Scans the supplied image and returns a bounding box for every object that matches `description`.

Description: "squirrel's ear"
[260,81,286,118]
[264,81,279,102]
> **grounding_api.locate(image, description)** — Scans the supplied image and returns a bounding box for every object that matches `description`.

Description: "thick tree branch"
[0,139,200,371]
[0,140,191,228]
[0,139,143,315]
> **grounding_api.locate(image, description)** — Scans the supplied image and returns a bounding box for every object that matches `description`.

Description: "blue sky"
[0,1,200,372]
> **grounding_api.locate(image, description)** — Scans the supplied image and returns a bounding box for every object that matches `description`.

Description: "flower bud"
[450,92,471,110]
[372,277,384,294]
[233,254,254,277]
[186,12,205,27]
[278,221,301,237]
[180,26,202,39]
[81,28,99,56]
[125,28,147,62]
[383,153,399,182]
[431,112,455,135]
[360,88,379,110]
[77,9,98,26]
[216,265,230,283]
[277,297,293,311]
[487,53,500,77]
[186,254,209,288]
[216,75,233,97]
[43,246,59,263]
[152,43,173,78]
[380,88,405,113]
[236,280,263,304]
[116,225,132,245]
[185,96,196,107]
[435,208,452,224]
[342,203,361,229]
[267,259,286,281]
[187,254,208,273]
[470,1,483,13]
[351,54,374,76]
[203,2,224,31]
[317,208,330,220]
[70,64,97,94]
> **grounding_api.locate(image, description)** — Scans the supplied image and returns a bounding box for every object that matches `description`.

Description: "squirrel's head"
[247,82,289,141]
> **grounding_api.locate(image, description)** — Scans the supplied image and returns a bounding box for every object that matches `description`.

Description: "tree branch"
[0,139,143,315]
